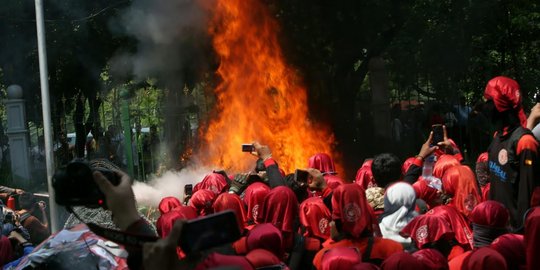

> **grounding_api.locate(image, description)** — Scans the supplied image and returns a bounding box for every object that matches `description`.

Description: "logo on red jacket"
[319,218,329,234]
[343,203,361,222]
[498,149,508,166]
[252,204,259,220]
[416,225,429,245]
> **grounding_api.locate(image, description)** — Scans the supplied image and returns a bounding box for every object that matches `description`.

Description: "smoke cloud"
[133,166,210,207]
[109,0,210,87]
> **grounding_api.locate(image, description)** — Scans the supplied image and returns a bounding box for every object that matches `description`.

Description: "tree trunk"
[74,94,86,158]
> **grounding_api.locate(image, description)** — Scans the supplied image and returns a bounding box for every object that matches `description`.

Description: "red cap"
[484,76,527,127]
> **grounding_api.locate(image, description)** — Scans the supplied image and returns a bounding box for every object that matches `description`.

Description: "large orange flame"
[198,0,342,174]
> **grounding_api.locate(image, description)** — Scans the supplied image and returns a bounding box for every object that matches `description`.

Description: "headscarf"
[401,157,416,177]
[469,201,509,248]
[194,252,254,270]
[245,249,286,269]
[189,189,217,216]
[462,247,507,270]
[442,165,482,216]
[246,223,283,258]
[425,205,474,249]
[193,172,229,195]
[309,153,337,174]
[355,159,377,189]
[490,233,525,270]
[299,197,332,240]
[483,76,527,127]
[379,182,418,236]
[400,214,455,249]
[332,184,374,238]
[433,155,460,179]
[0,236,13,267]
[156,205,197,238]
[525,207,540,270]
[413,177,442,208]
[413,249,449,270]
[321,247,362,270]
[213,193,248,232]
[157,196,182,215]
[475,152,489,187]
[380,252,423,270]
[257,186,298,233]
[324,174,344,190]
[243,182,270,223]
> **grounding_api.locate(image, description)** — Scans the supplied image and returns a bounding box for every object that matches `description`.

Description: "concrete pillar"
[4,85,31,186]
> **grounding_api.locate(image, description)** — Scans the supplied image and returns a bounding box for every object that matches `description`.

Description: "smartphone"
[241,144,255,152]
[432,124,444,144]
[179,210,241,253]
[294,169,310,183]
[184,184,193,197]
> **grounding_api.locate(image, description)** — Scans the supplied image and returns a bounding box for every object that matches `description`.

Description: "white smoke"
[132,166,211,207]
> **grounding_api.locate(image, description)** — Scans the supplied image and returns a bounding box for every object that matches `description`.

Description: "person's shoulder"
[517,134,539,154]
[373,237,403,251]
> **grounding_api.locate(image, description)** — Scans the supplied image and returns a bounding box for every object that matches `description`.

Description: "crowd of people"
[94,76,539,270]
[0,75,539,269]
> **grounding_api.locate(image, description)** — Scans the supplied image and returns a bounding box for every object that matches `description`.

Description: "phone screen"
[179,210,241,254]
[184,184,193,197]
[432,124,444,144]
[241,144,255,152]
[294,169,310,183]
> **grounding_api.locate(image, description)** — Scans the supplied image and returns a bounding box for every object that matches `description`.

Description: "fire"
[198,0,342,174]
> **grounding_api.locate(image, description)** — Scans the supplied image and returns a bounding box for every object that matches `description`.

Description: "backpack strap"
[362,236,374,262]
[19,212,31,225]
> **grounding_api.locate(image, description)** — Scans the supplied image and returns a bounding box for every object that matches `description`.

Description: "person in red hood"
[213,193,248,233]
[308,153,344,190]
[475,152,491,201]
[525,207,540,270]
[461,247,507,270]
[157,197,182,215]
[245,249,288,269]
[193,172,229,195]
[299,197,332,268]
[400,214,456,258]
[257,186,299,254]
[156,198,196,237]
[413,248,449,270]
[313,184,402,269]
[321,247,362,270]
[155,205,197,259]
[490,233,525,270]
[380,251,423,270]
[441,165,482,217]
[483,76,539,230]
[355,159,377,189]
[189,189,216,216]
[448,200,510,270]
[243,182,271,226]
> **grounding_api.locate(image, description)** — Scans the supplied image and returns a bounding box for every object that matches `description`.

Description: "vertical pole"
[34,0,60,233]
[120,88,134,177]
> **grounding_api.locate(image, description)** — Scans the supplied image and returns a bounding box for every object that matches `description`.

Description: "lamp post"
[34,0,60,233]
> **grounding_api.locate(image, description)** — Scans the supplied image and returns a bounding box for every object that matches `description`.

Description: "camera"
[53,160,119,208]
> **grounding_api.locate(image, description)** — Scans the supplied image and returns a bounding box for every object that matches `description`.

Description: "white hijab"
[379,182,417,234]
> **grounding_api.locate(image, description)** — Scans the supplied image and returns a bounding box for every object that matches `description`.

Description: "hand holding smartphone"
[179,210,241,254]
[241,144,255,152]
[431,124,444,145]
